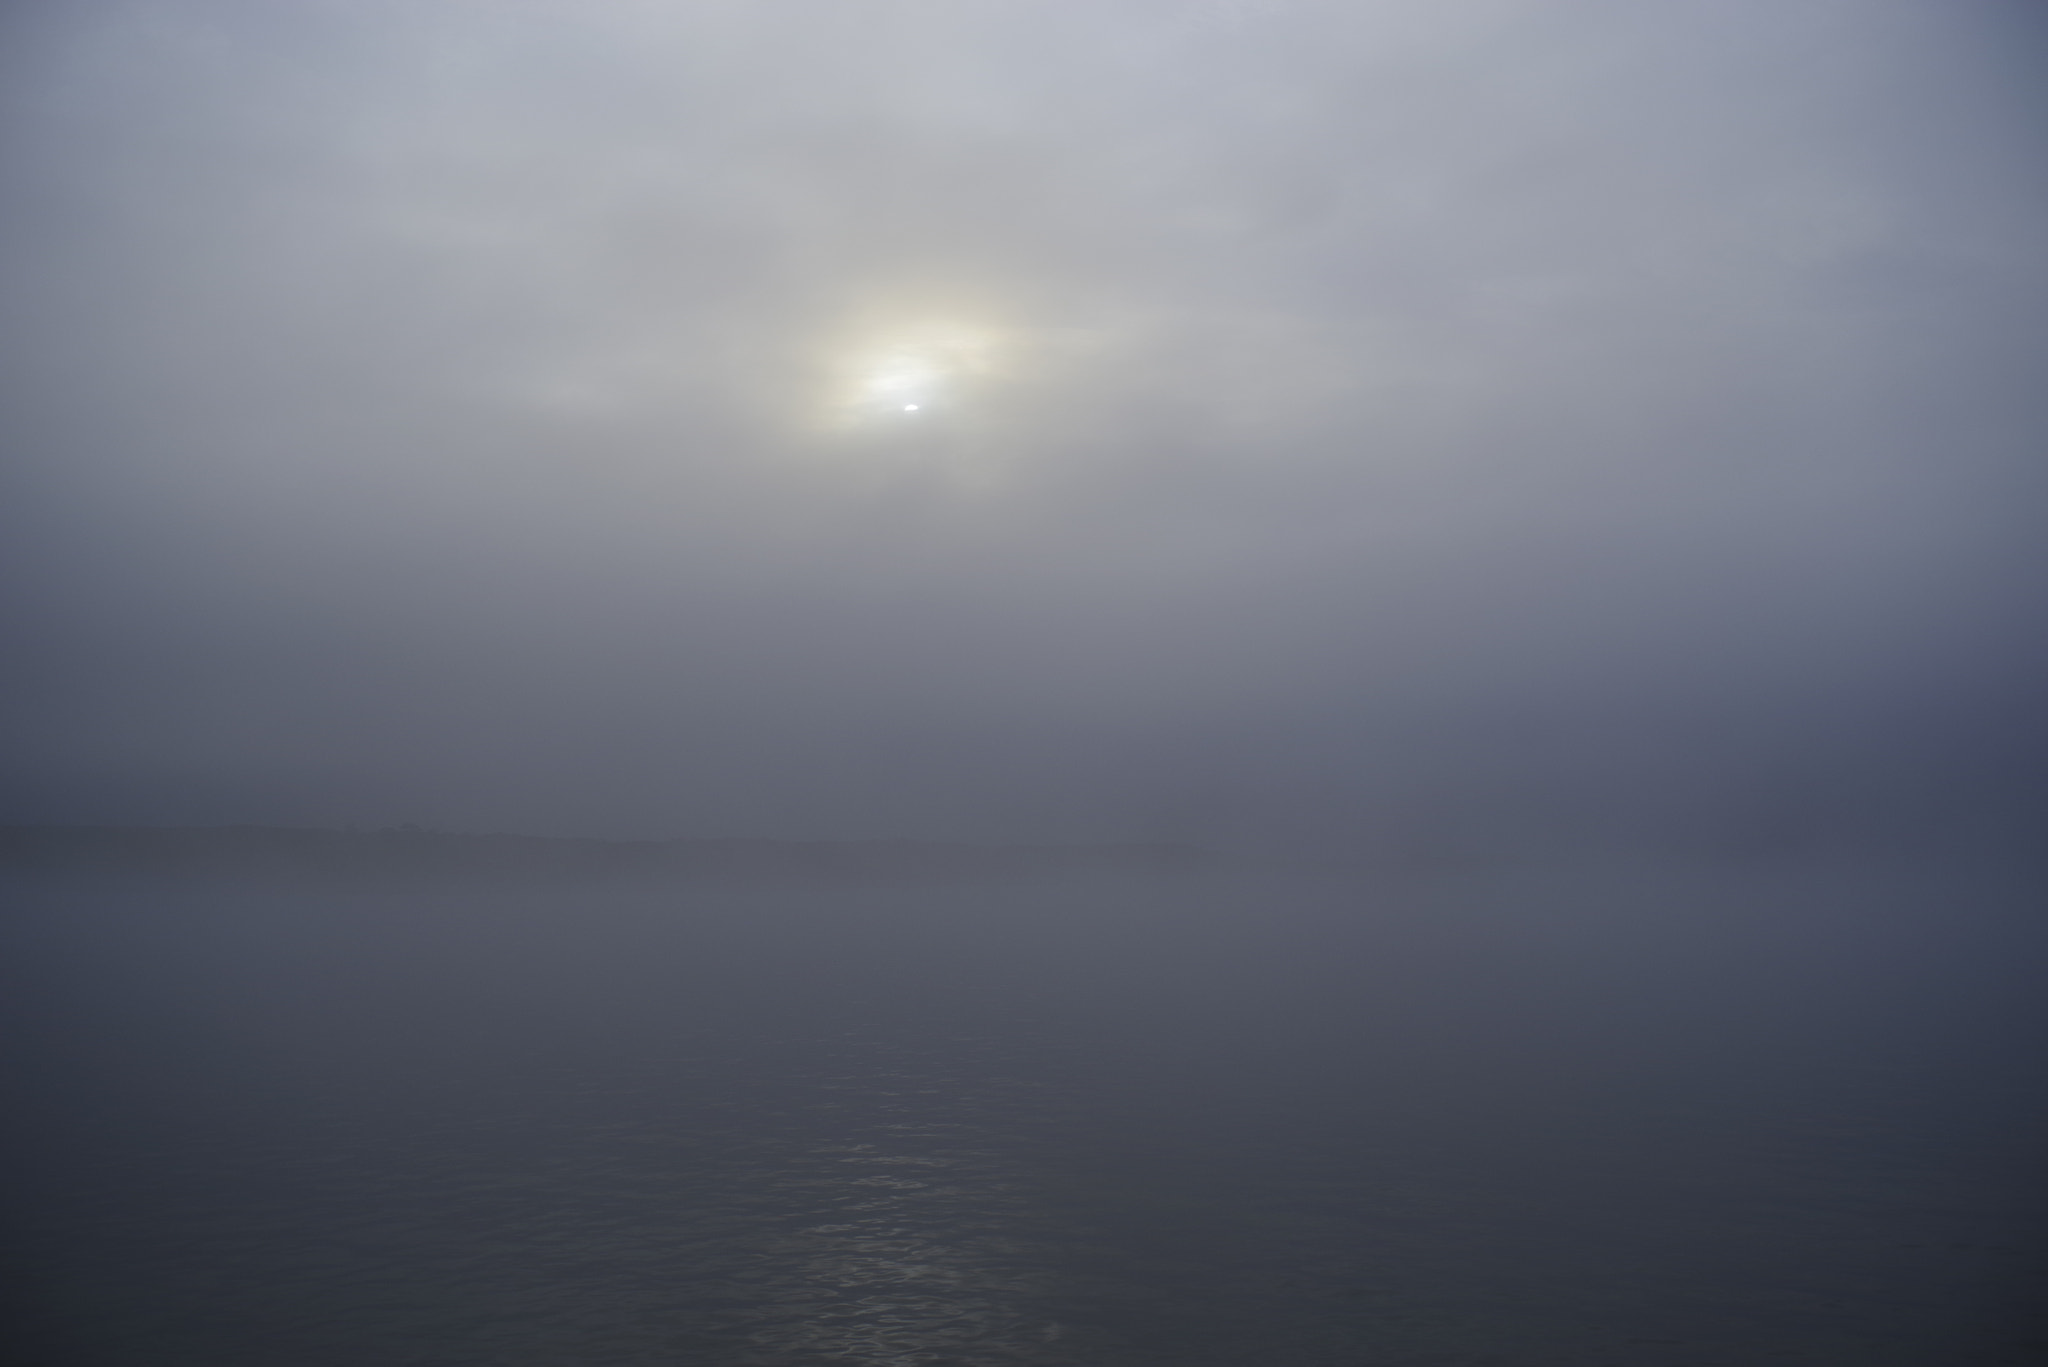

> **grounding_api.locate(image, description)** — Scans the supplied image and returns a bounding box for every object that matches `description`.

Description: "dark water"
[4,858,2044,1365]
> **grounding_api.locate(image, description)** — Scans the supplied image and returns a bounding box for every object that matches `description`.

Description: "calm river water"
[4,857,2043,1364]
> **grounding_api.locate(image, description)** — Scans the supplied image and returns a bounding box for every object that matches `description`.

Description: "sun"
[824,321,1003,427]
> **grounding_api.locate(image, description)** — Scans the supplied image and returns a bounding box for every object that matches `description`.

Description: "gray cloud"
[2,0,2042,847]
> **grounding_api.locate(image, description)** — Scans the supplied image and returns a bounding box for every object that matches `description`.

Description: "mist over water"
[2,0,2045,1360]
[6,856,2043,1364]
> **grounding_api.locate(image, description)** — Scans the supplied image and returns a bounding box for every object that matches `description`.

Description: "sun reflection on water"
[720,1048,1080,1367]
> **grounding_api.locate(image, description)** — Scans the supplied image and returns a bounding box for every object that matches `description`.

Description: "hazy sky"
[2,0,2042,845]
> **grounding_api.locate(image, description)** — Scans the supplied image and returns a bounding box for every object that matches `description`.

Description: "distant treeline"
[0,825,1204,882]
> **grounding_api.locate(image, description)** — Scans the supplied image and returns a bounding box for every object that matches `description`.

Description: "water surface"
[5,858,2043,1364]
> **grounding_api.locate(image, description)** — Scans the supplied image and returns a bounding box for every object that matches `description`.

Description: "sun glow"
[825,321,1004,428]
